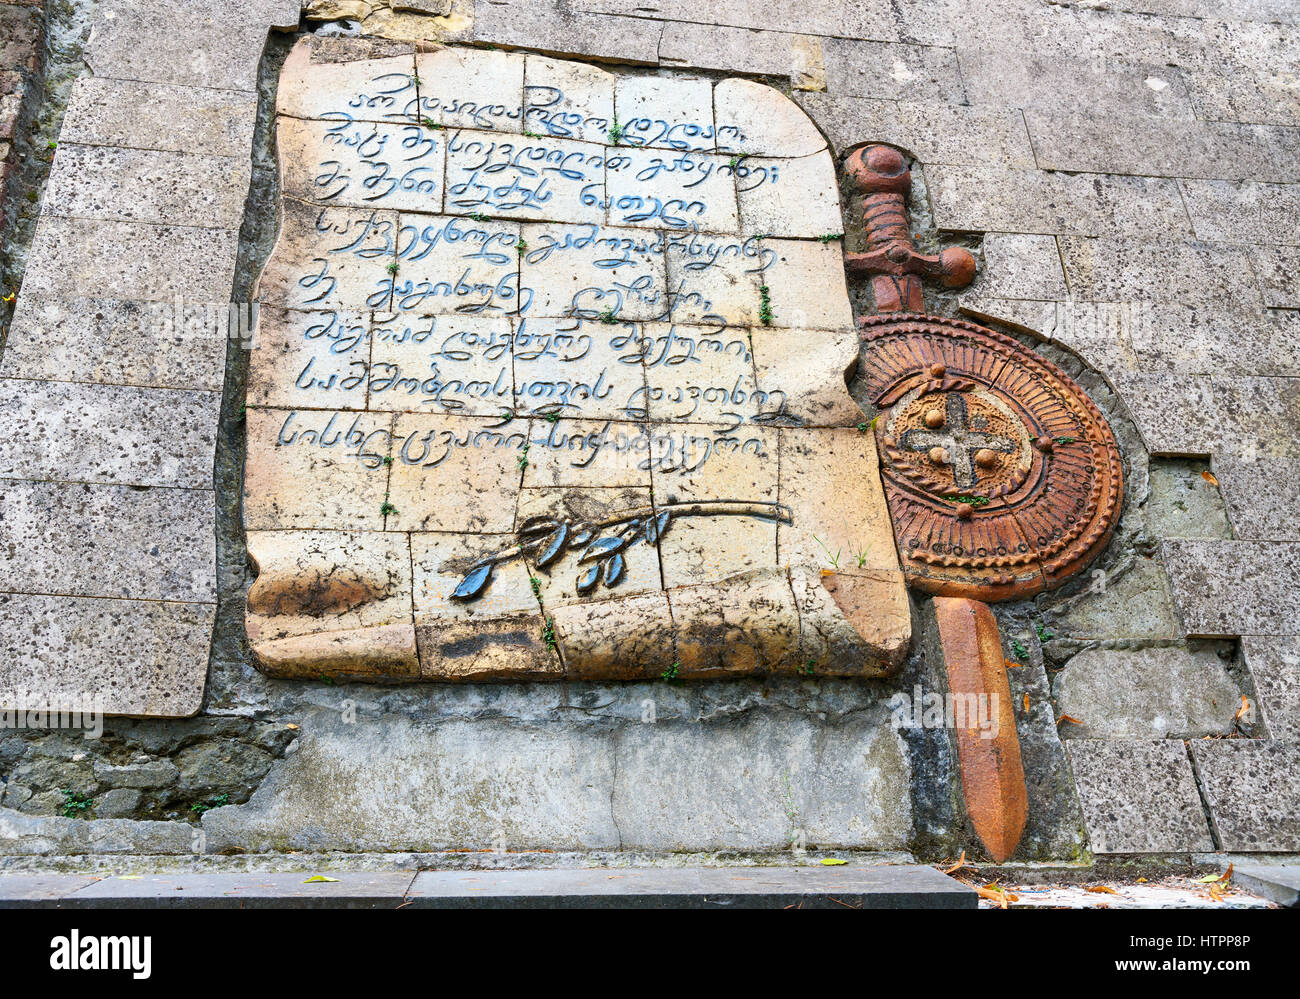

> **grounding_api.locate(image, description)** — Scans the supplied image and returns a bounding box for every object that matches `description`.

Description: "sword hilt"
[843,144,975,314]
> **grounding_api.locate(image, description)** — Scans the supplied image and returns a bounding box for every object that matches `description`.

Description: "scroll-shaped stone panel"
[245,36,910,681]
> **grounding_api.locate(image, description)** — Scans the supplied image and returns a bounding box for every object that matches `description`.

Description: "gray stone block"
[93,760,180,790]
[94,788,142,818]
[1052,647,1242,740]
[1231,863,1300,907]
[1145,458,1233,540]
[472,0,662,64]
[1242,637,1300,740]
[1191,740,1300,851]
[1058,237,1262,310]
[821,38,964,102]
[1215,453,1300,542]
[1066,739,1214,853]
[62,871,417,909]
[1182,179,1300,247]
[1163,539,1300,637]
[1250,244,1300,308]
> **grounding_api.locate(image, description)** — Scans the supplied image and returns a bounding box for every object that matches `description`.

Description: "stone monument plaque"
[244,37,910,681]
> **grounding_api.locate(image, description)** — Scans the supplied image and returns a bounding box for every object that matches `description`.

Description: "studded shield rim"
[861,313,1124,602]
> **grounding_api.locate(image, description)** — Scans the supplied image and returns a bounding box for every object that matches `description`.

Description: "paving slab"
[1241,637,1300,740]
[0,875,102,906]
[39,872,418,909]
[1190,740,1300,852]
[404,865,975,908]
[1066,740,1214,853]
[1231,863,1300,907]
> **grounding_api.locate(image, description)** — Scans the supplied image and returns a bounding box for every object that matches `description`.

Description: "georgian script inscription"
[245,38,909,681]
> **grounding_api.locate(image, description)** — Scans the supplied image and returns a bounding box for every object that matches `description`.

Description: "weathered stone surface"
[1052,647,1242,739]
[0,593,213,717]
[59,77,257,158]
[606,147,737,234]
[1250,244,1300,308]
[20,216,240,304]
[1163,540,1300,637]
[1145,458,1233,539]
[1044,555,1180,642]
[927,165,1192,238]
[415,45,525,132]
[714,78,826,158]
[524,53,614,144]
[1242,637,1300,740]
[0,807,196,856]
[751,328,862,427]
[821,38,964,103]
[277,35,416,124]
[0,481,216,602]
[1190,740,1300,852]
[736,153,841,239]
[795,94,1036,165]
[1216,452,1300,541]
[0,379,219,488]
[1181,179,1300,246]
[43,144,249,229]
[613,74,714,152]
[1,297,229,392]
[759,239,855,330]
[521,222,665,320]
[576,0,899,41]
[93,760,179,790]
[658,23,804,77]
[1066,740,1214,853]
[1058,236,1263,309]
[978,233,1067,301]
[471,0,663,65]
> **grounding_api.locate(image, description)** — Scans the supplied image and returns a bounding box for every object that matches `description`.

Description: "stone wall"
[1,0,1297,864]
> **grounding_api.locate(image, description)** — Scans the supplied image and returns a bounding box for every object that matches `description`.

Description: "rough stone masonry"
[0,0,1297,865]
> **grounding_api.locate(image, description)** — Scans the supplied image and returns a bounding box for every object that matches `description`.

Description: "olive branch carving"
[450,499,795,600]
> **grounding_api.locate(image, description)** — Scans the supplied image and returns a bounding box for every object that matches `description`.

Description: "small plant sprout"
[1035,622,1055,642]
[386,260,399,276]
[728,153,748,170]
[598,308,618,324]
[190,792,230,815]
[380,501,397,517]
[544,411,560,424]
[607,115,624,146]
[61,789,91,818]
[515,237,527,254]
[798,659,816,677]
[421,116,443,130]
[412,74,422,87]
[758,285,773,326]
[517,441,530,471]
[499,409,515,424]
[381,454,394,466]
[1011,639,1028,659]
[542,617,557,651]
[529,576,542,601]
[661,661,681,682]
[524,129,543,139]
[469,212,490,222]
[817,232,844,243]
[853,544,872,569]
[812,534,841,571]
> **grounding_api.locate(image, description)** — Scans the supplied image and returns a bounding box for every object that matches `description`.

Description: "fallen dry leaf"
[1086,885,1119,895]
[942,850,971,875]
[1023,693,1031,714]
[1209,884,1225,903]
[1202,470,1219,487]
[1056,713,1083,726]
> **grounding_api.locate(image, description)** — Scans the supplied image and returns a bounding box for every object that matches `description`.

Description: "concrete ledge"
[1231,864,1300,908]
[0,865,976,909]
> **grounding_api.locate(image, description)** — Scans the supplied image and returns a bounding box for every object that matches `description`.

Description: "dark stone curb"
[0,865,976,909]
[1231,865,1300,908]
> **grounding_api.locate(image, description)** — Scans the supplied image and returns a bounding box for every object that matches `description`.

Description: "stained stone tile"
[277,35,417,125]
[245,530,413,644]
[0,379,219,488]
[513,317,648,421]
[524,54,614,144]
[1242,637,1300,740]
[412,531,538,622]
[713,78,826,159]
[370,312,514,416]
[1190,741,1300,852]
[978,233,1067,301]
[750,327,863,428]
[1214,452,1300,542]
[277,117,444,214]
[791,565,910,675]
[246,308,371,411]
[668,571,800,677]
[794,94,1036,166]
[1250,244,1300,308]
[1066,740,1214,853]
[553,590,675,680]
[759,239,855,330]
[84,0,300,91]
[665,235,762,326]
[393,212,519,314]
[59,77,256,158]
[1058,237,1263,310]
[1121,305,1300,379]
[0,481,215,603]
[21,216,239,305]
[471,0,663,66]
[1114,374,1299,458]
[518,486,662,606]
[821,38,965,103]
[387,413,521,532]
[523,417,650,490]
[257,200,396,312]
[658,26,799,82]
[256,622,419,680]
[1051,646,1242,740]
[1185,67,1300,127]
[605,146,738,234]
[414,46,525,133]
[519,222,667,322]
[1025,110,1300,184]
[613,75,715,153]
[1163,539,1300,637]
[1045,554,1180,642]
[417,614,559,680]
[43,145,249,229]
[735,153,842,240]
[1181,180,1300,247]
[777,427,898,576]
[1145,458,1233,540]
[927,165,1192,238]
[243,408,392,531]
[641,324,758,426]
[0,297,227,391]
[0,593,214,717]
[444,130,604,224]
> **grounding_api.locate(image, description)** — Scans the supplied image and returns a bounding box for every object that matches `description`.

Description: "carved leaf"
[576,563,601,594]
[644,510,671,546]
[579,535,625,563]
[534,523,569,569]
[603,552,626,588]
[451,561,494,601]
[570,523,595,547]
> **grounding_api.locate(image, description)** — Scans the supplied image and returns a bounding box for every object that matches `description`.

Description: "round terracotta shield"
[860,314,1123,601]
